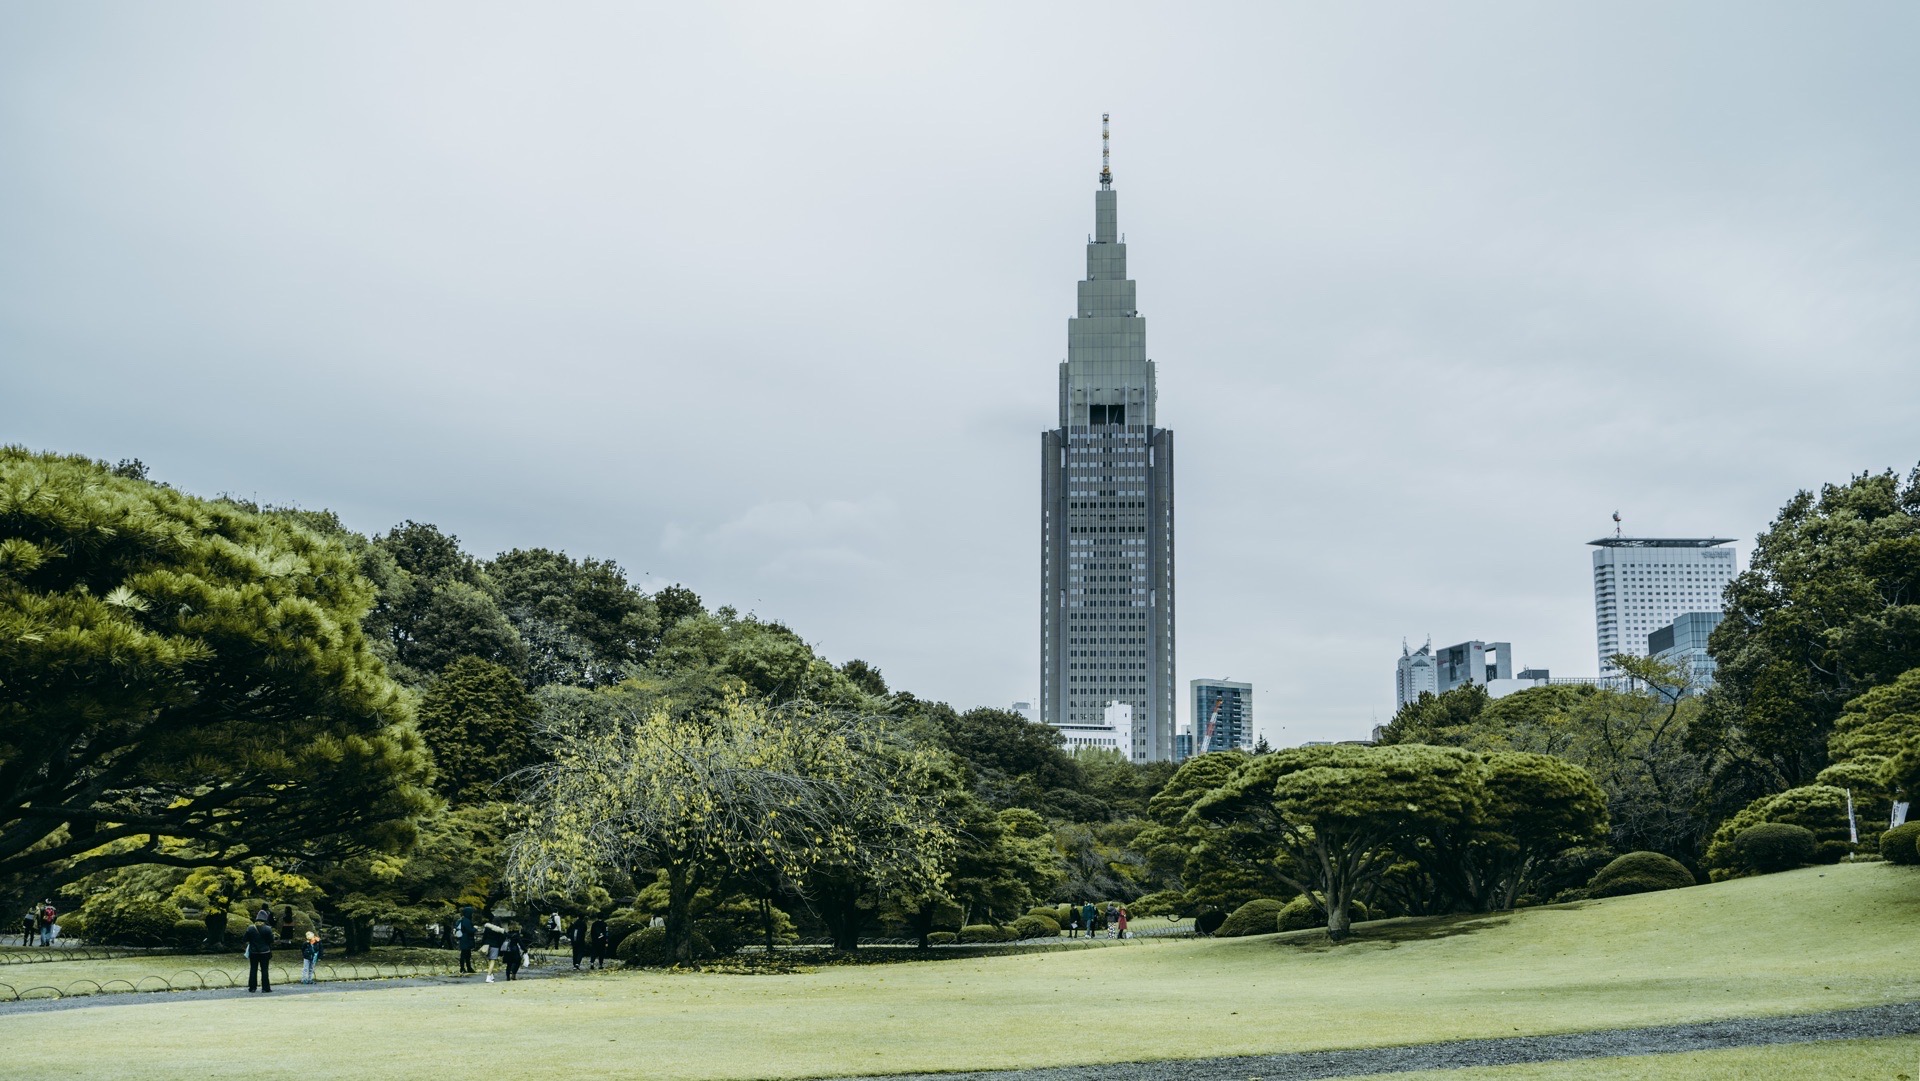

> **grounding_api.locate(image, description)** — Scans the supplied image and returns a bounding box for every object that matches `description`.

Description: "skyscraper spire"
[1099,113,1112,189]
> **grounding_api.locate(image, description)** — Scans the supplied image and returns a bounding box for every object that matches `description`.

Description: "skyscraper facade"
[1186,680,1253,759]
[1040,118,1176,762]
[1395,640,1438,710]
[1589,537,1735,675]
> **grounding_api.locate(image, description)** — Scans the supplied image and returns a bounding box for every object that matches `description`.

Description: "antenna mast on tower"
[1100,113,1112,189]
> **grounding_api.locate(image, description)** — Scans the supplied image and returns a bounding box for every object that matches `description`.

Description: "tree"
[1377,682,1492,746]
[0,449,433,894]
[363,521,525,684]
[838,659,888,697]
[506,686,946,962]
[1697,467,1920,809]
[651,584,704,631]
[416,656,543,805]
[1192,744,1483,941]
[487,548,660,688]
[1829,667,1920,797]
[307,803,507,953]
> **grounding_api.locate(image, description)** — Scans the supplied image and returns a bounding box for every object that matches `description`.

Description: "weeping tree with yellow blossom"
[505,685,951,963]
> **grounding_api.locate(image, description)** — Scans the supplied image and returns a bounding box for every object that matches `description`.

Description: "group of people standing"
[18,901,58,947]
[1065,901,1130,939]
[237,907,324,993]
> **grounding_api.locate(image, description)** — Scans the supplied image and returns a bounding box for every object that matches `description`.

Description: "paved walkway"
[833,1002,1920,1081]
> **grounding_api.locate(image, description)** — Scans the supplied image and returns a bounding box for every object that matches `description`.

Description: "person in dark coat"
[243,917,275,993]
[568,915,588,970]
[589,916,609,970]
[503,928,525,981]
[456,905,477,973]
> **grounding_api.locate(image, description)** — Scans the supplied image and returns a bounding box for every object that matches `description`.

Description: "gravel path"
[833,1002,1920,1081]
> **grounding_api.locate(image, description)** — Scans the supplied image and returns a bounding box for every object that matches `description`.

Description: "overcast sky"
[5,3,1918,744]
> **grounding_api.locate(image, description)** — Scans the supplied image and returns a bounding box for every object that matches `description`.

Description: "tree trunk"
[666,864,696,962]
[761,897,775,955]
[345,915,374,955]
[909,905,935,951]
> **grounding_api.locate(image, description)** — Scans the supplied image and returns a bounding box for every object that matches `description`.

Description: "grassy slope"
[6,863,1918,1081]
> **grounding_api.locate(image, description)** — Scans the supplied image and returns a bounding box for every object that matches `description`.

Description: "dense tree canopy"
[1697,467,1920,808]
[0,449,433,893]
[415,656,543,805]
[487,547,660,688]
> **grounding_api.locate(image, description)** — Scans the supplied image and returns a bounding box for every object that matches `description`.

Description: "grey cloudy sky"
[5,3,1918,744]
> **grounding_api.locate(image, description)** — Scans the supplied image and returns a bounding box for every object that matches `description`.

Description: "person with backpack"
[38,901,57,947]
[589,915,609,970]
[242,916,275,993]
[299,931,322,984]
[568,915,588,970]
[480,917,508,983]
[455,905,477,973]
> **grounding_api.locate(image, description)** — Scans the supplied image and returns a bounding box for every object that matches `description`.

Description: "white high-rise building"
[1395,640,1438,710]
[1590,537,1736,675]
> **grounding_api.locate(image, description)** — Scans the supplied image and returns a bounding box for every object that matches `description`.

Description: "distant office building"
[1185,680,1252,759]
[1039,118,1176,762]
[1590,537,1736,675]
[1435,641,1513,695]
[1055,701,1128,754]
[1010,701,1036,723]
[1648,612,1723,693]
[1396,640,1438,710]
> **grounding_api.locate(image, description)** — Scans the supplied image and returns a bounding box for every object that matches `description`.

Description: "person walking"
[243,916,275,993]
[1081,901,1097,943]
[568,915,587,970]
[1116,906,1130,940]
[38,901,57,947]
[480,917,508,983]
[1105,902,1119,939]
[546,911,562,949]
[589,915,609,970]
[456,905,477,974]
[1067,905,1080,939]
[299,931,322,984]
[503,927,525,981]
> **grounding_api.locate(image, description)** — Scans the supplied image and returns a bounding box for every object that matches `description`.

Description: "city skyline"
[4,6,1918,744]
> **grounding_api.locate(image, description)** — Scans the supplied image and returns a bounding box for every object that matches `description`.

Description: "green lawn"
[0,946,458,997]
[6,863,1918,1081]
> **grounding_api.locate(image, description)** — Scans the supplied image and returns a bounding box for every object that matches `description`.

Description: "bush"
[1587,852,1696,898]
[1128,891,1182,918]
[1009,914,1060,940]
[1275,896,1369,932]
[57,911,86,940]
[172,919,210,949]
[604,910,647,951]
[693,917,741,957]
[77,895,183,945]
[927,931,957,945]
[956,924,1019,944]
[1194,911,1227,936]
[615,926,712,967]
[1732,823,1818,874]
[1704,785,1855,880]
[1881,823,1920,865]
[1026,905,1072,926]
[1216,899,1288,937]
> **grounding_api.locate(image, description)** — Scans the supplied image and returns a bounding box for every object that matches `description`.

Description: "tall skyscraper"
[1040,117,1176,762]
[1395,639,1438,710]
[1589,537,1735,674]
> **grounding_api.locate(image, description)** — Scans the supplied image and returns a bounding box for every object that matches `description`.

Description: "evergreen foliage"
[1215,898,1287,937]
[1586,852,1695,898]
[416,656,543,804]
[1731,823,1817,874]
[1703,785,1855,880]
[1879,823,1920,865]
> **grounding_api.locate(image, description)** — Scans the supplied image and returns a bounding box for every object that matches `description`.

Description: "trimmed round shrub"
[1587,852,1696,898]
[1704,785,1855,880]
[956,924,1019,944]
[1216,898,1287,937]
[1276,896,1370,932]
[78,896,183,945]
[1009,914,1060,940]
[1732,822,1818,874]
[1880,823,1920,865]
[1128,891,1182,918]
[927,931,957,945]
[1194,911,1227,935]
[616,926,712,967]
[693,917,741,957]
[172,919,209,949]
[1026,905,1071,925]
[604,910,647,951]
